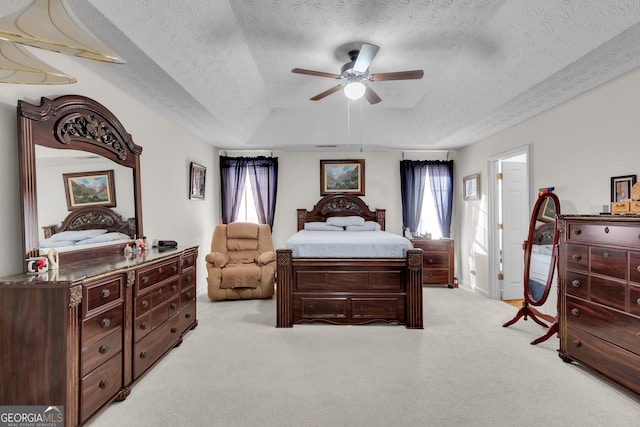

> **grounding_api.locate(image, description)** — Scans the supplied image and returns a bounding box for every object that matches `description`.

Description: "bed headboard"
[296,194,385,231]
[42,206,136,239]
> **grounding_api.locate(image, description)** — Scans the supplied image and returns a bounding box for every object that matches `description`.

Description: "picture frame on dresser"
[610,174,636,202]
[320,159,365,196]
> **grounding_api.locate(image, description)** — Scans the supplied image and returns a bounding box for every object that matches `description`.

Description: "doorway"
[488,146,530,300]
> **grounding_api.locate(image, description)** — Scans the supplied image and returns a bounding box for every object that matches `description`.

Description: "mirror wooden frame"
[503,192,560,345]
[18,95,143,266]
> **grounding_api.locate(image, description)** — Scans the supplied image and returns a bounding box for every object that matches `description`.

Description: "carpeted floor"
[87,287,640,427]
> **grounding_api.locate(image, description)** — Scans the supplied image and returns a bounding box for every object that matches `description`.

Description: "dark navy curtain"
[400,160,453,237]
[428,160,454,238]
[400,160,428,234]
[247,157,278,228]
[220,156,278,227]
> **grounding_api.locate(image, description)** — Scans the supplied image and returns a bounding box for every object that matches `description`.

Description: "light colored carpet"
[88,288,640,427]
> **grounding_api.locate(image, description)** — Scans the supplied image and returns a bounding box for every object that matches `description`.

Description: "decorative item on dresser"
[558,215,640,396]
[276,194,423,329]
[410,239,454,287]
[0,246,198,427]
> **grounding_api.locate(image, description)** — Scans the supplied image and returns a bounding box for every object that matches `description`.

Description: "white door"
[500,156,528,300]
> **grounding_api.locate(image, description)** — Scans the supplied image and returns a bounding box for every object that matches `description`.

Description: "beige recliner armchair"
[206,222,276,301]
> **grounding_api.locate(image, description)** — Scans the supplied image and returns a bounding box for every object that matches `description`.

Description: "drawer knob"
[574,228,582,236]
[99,379,109,389]
[186,275,192,282]
[140,321,148,330]
[187,258,193,265]
[99,345,109,354]
[572,254,581,261]
[636,265,640,273]
[142,300,149,309]
[571,280,581,288]
[571,308,580,317]
[170,303,177,310]
[185,313,191,319]
[171,284,178,292]
[603,250,609,258]
[171,327,177,333]
[173,265,178,273]
[572,339,582,348]
[428,258,434,264]
[604,227,610,234]
[140,351,147,359]
[186,292,193,299]
[101,288,110,298]
[636,297,640,306]
[141,276,149,285]
[101,318,111,328]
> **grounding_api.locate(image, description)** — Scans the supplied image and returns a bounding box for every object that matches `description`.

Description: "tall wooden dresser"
[0,246,198,426]
[558,215,640,396]
[411,239,454,287]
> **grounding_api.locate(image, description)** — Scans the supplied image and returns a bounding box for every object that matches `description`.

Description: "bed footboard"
[276,249,423,328]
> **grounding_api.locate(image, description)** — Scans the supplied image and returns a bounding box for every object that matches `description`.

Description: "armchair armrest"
[256,250,276,266]
[205,251,229,268]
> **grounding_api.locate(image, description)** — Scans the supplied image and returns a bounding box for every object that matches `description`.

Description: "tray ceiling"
[3,0,640,152]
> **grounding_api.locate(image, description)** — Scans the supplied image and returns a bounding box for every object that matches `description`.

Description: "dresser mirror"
[503,192,560,345]
[19,95,143,267]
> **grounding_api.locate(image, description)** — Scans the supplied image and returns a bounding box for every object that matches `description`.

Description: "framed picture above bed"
[189,162,206,199]
[320,159,365,196]
[63,170,116,210]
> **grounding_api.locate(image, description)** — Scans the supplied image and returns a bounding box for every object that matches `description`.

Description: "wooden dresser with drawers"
[558,215,640,396]
[411,239,454,287]
[0,246,198,426]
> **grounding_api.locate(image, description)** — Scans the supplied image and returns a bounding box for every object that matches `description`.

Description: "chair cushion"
[220,263,261,289]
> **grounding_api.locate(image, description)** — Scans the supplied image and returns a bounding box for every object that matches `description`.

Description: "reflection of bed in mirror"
[276,194,423,329]
[39,206,135,260]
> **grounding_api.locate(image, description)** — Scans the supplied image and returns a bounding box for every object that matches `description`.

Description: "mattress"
[285,230,413,258]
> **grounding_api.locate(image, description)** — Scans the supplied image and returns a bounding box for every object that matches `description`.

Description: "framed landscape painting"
[63,170,116,210]
[320,159,365,196]
[190,162,206,199]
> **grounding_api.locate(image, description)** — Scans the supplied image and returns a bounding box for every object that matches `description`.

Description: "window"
[417,189,442,239]
[236,172,259,223]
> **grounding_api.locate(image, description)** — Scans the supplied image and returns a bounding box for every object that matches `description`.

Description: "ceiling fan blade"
[364,85,382,105]
[353,43,380,73]
[292,68,341,79]
[310,84,343,101]
[370,70,424,81]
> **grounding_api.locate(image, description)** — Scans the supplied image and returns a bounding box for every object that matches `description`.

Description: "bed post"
[276,249,293,327]
[406,248,424,329]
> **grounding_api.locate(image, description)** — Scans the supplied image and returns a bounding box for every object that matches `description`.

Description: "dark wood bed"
[42,206,135,264]
[276,194,423,328]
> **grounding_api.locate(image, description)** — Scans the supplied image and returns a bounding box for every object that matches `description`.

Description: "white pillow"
[39,238,76,248]
[326,216,365,227]
[304,222,344,231]
[75,232,132,245]
[50,229,107,242]
[346,221,381,231]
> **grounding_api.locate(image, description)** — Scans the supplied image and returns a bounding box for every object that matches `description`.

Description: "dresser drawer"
[80,352,122,423]
[82,304,124,348]
[629,252,640,284]
[133,314,180,379]
[564,270,589,299]
[422,252,448,268]
[566,221,640,247]
[181,269,195,289]
[295,269,403,291]
[85,276,123,315]
[565,244,589,271]
[182,251,196,271]
[590,247,626,280]
[423,269,449,284]
[564,325,640,396]
[180,284,196,307]
[180,300,197,333]
[629,285,640,317]
[136,258,180,292]
[81,329,122,377]
[590,275,626,311]
[299,297,347,318]
[352,298,402,320]
[566,297,640,352]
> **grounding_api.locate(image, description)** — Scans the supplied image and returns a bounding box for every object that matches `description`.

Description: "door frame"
[487,145,530,300]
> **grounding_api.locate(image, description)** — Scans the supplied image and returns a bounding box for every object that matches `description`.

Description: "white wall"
[0,50,217,294]
[456,66,640,301]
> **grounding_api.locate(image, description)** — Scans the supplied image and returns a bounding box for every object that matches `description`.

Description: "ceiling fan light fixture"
[344,79,365,100]
[0,39,76,84]
[0,0,125,64]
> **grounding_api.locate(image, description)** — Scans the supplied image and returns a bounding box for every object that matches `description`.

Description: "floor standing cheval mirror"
[503,192,561,345]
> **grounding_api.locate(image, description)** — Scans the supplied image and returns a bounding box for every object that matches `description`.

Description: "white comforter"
[285,230,413,258]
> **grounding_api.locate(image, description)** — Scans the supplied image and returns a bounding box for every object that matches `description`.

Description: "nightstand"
[411,239,454,287]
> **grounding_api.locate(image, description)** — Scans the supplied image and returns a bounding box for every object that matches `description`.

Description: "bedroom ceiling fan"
[292,43,424,104]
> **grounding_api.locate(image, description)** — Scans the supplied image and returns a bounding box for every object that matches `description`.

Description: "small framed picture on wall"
[189,162,206,199]
[463,174,480,201]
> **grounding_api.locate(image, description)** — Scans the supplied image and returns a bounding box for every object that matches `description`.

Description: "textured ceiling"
[3,0,640,151]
